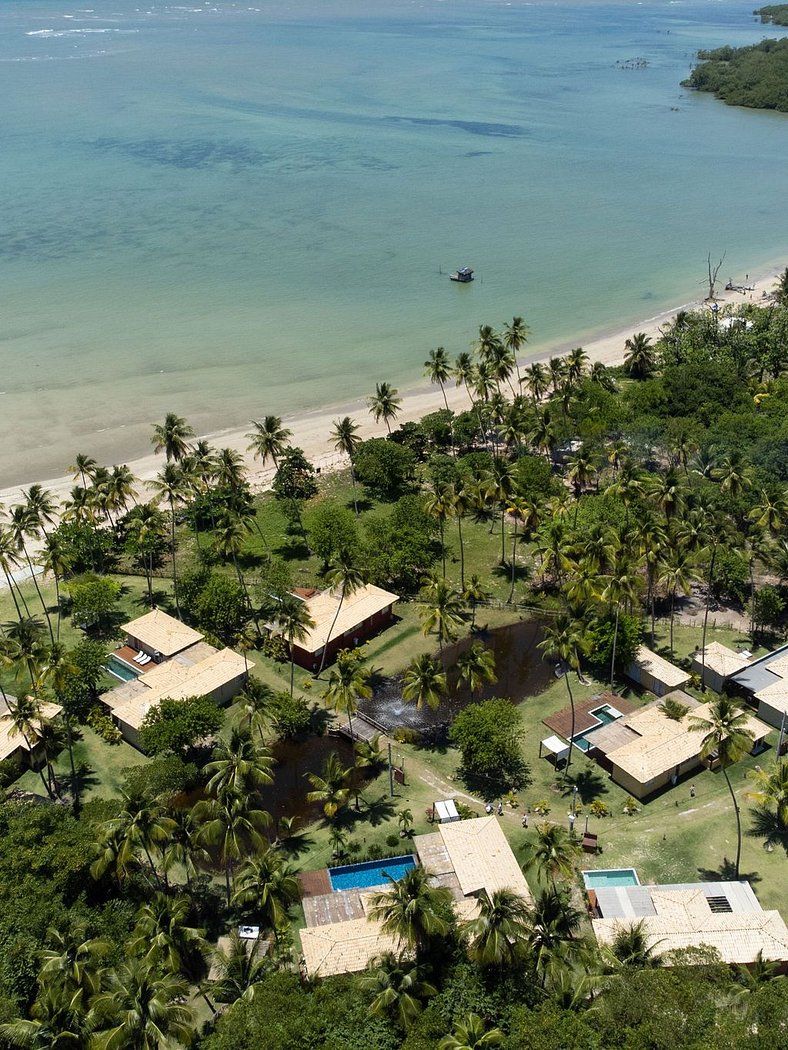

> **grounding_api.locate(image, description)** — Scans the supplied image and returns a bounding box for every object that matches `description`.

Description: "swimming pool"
[572,704,624,751]
[105,654,141,682]
[582,868,640,889]
[329,855,416,892]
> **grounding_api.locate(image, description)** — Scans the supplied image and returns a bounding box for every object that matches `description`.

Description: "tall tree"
[273,593,316,696]
[456,641,496,700]
[521,823,581,886]
[537,615,584,774]
[439,1013,504,1050]
[151,412,194,463]
[418,575,465,652]
[689,697,755,879]
[461,887,530,968]
[232,849,300,932]
[402,653,447,711]
[317,554,365,676]
[368,381,402,435]
[147,463,187,619]
[331,416,362,515]
[322,649,372,738]
[89,959,194,1050]
[247,415,292,470]
[357,952,437,1031]
[369,865,452,962]
[425,347,452,411]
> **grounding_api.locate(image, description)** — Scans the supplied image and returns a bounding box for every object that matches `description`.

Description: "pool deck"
[298,868,332,898]
[303,888,367,928]
[112,645,155,674]
[543,691,637,739]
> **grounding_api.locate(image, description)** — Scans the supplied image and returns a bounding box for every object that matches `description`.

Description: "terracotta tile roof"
[291,584,399,655]
[300,918,401,977]
[630,646,692,689]
[121,609,203,657]
[692,642,751,679]
[0,699,62,762]
[592,887,788,964]
[438,817,532,902]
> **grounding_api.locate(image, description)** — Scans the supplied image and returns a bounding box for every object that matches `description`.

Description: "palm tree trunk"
[700,545,718,692]
[350,463,360,517]
[457,515,465,590]
[500,507,506,565]
[2,566,23,619]
[146,554,154,607]
[669,587,676,660]
[289,651,296,697]
[439,521,446,578]
[508,518,517,604]
[317,592,345,678]
[723,766,742,879]
[564,672,576,777]
[169,495,181,619]
[439,380,449,412]
[21,543,55,645]
[64,715,79,811]
[609,604,621,690]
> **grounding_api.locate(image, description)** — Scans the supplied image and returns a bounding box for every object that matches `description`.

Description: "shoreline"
[1,261,783,514]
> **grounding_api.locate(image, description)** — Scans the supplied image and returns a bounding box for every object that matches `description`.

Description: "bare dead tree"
[706,251,726,300]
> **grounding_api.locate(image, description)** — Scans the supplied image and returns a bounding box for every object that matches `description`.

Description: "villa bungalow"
[284,584,399,671]
[106,610,248,748]
[588,693,770,799]
[626,645,691,697]
[299,816,530,978]
[589,879,788,967]
[690,641,752,694]
[727,643,788,730]
[0,695,62,771]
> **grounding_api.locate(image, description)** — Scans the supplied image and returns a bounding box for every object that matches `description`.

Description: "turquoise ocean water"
[1,0,787,485]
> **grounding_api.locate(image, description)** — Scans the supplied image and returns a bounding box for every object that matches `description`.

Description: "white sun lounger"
[138,654,152,665]
[132,651,146,663]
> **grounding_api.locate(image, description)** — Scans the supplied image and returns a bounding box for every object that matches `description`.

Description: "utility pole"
[388,742,395,798]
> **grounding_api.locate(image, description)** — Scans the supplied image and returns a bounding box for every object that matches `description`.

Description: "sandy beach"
[0,262,783,518]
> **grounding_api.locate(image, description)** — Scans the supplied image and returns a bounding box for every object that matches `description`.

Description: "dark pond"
[259,734,358,826]
[361,618,553,732]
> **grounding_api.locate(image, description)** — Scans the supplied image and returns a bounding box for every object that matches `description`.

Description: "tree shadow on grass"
[275,538,311,562]
[60,761,101,804]
[696,859,762,885]
[278,832,315,860]
[359,795,397,828]
[559,767,610,804]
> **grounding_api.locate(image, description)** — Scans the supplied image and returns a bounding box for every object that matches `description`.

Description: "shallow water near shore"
[1,0,787,484]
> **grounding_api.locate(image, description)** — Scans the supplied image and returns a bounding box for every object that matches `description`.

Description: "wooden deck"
[543,691,637,739]
[113,645,157,674]
[298,868,331,898]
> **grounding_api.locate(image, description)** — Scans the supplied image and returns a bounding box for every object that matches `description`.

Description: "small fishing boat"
[449,267,474,283]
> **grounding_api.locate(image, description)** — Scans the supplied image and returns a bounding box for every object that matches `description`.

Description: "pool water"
[582,868,640,889]
[329,855,416,892]
[105,654,141,682]
[572,704,623,751]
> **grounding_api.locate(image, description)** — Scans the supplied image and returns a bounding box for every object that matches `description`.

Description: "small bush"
[87,706,123,745]
[455,800,479,820]
[0,755,23,788]
[385,834,400,848]
[589,800,609,818]
[393,726,422,745]
[367,844,384,860]
[533,799,551,816]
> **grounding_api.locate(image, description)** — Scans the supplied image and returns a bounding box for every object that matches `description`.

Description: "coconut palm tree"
[634,510,668,642]
[439,1013,504,1050]
[246,415,292,469]
[369,865,452,962]
[402,653,447,711]
[525,887,585,988]
[0,526,29,620]
[7,505,55,644]
[151,413,194,463]
[746,761,788,827]
[194,790,271,903]
[39,921,110,1002]
[658,546,699,658]
[448,480,472,590]
[503,316,529,385]
[418,575,465,652]
[623,332,656,378]
[749,489,787,537]
[92,793,176,889]
[272,592,315,696]
[358,952,437,1030]
[523,361,549,405]
[713,450,754,498]
[131,892,213,1010]
[305,752,352,819]
[205,727,274,800]
[162,807,205,890]
[453,352,475,407]
[689,697,755,879]
[323,650,372,738]
[209,930,269,1004]
[1,692,58,800]
[528,406,557,462]
[456,641,496,700]
[368,381,402,435]
[607,920,663,969]
[232,848,300,931]
[600,553,643,689]
[482,457,517,565]
[424,483,454,578]
[331,416,362,514]
[0,983,89,1048]
[124,503,167,608]
[147,463,187,619]
[537,616,584,774]
[317,554,365,676]
[461,888,530,968]
[521,823,581,886]
[462,574,490,631]
[425,347,452,411]
[69,453,98,489]
[89,958,194,1049]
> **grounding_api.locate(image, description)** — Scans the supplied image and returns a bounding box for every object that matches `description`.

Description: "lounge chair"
[132,651,146,663]
[137,654,152,665]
